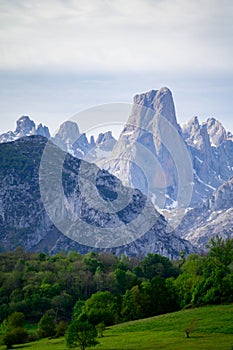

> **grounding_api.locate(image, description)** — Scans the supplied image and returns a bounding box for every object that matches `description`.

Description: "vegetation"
[37,315,55,338]
[66,318,98,350]
[0,236,232,348]
[0,304,232,349]
[1,312,28,349]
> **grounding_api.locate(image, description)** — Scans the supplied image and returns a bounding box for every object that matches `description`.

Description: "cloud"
[0,0,232,74]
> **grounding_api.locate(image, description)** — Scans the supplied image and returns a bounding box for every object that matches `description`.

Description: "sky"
[0,0,233,135]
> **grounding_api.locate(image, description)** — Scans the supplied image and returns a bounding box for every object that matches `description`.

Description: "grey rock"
[205,117,227,147]
[0,135,192,258]
[105,87,233,212]
[0,116,50,143]
[105,87,190,209]
[15,116,36,136]
[176,177,233,249]
[36,123,51,138]
[54,121,80,146]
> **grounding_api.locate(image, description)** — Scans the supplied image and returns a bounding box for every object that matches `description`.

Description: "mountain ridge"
[0,135,192,258]
[1,87,233,254]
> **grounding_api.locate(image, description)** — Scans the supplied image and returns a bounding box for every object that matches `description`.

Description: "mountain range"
[0,87,232,256]
[0,135,191,258]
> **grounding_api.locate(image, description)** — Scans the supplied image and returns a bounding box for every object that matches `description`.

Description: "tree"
[121,285,147,321]
[0,319,8,345]
[184,319,198,338]
[84,291,119,326]
[207,236,233,269]
[37,315,55,338]
[1,312,28,349]
[66,318,98,350]
[3,327,28,349]
[7,312,25,328]
[55,321,68,337]
[142,253,178,279]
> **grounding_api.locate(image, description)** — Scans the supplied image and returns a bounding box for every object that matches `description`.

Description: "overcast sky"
[0,0,233,134]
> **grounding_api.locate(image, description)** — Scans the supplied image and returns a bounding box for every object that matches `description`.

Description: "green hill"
[1,304,232,350]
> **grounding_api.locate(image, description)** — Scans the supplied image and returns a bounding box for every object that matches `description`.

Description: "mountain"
[0,116,117,161]
[52,122,116,160]
[103,87,185,210]
[1,88,233,253]
[176,177,233,249]
[0,116,50,142]
[104,87,233,212]
[0,135,192,258]
[181,116,233,205]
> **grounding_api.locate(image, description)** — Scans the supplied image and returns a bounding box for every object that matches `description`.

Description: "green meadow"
[1,304,232,350]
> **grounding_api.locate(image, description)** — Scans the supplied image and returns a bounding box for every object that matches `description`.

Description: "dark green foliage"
[66,318,98,350]
[7,312,25,328]
[37,314,55,338]
[175,237,233,307]
[1,312,28,349]
[72,300,85,319]
[142,253,179,279]
[0,236,232,331]
[3,327,28,349]
[55,320,68,337]
[207,235,233,268]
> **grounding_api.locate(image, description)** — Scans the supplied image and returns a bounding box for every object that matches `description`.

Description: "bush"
[37,315,55,338]
[7,312,25,328]
[3,327,28,349]
[28,331,40,342]
[96,322,105,337]
[55,321,68,337]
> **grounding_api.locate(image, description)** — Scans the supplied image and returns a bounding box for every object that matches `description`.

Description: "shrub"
[55,320,68,337]
[3,327,28,349]
[37,315,55,338]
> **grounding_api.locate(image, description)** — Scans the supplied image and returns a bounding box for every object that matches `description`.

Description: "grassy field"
[1,304,233,350]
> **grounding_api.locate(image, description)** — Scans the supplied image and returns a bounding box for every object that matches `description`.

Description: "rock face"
[1,88,233,254]
[205,117,227,147]
[176,177,233,249]
[182,116,233,206]
[53,121,80,149]
[0,116,117,162]
[0,136,192,258]
[133,87,181,130]
[0,116,50,143]
[104,88,191,209]
[104,88,233,211]
[96,131,116,149]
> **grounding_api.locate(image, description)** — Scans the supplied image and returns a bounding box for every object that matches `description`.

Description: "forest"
[0,236,232,348]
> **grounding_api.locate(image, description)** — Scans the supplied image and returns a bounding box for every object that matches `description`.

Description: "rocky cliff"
[104,88,233,211]
[176,177,233,249]
[0,116,50,143]
[0,136,192,258]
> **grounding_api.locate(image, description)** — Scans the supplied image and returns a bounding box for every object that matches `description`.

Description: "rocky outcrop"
[0,116,50,143]
[205,117,227,147]
[0,116,117,162]
[105,87,192,209]
[96,131,116,148]
[176,177,233,249]
[104,88,233,211]
[53,120,80,152]
[181,115,233,206]
[0,136,192,258]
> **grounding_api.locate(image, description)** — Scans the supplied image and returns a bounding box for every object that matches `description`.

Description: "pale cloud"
[0,0,232,73]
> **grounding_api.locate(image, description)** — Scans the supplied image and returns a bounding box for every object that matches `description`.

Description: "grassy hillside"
[1,304,232,350]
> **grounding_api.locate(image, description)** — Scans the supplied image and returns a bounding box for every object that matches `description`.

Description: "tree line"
[0,236,232,348]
